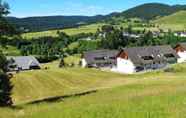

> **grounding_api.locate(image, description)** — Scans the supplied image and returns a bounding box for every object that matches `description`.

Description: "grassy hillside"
[1,63,186,117]
[11,64,126,105]
[0,46,21,56]
[22,23,104,39]
[154,11,186,30]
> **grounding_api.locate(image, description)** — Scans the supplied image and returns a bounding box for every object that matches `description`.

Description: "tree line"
[0,0,15,106]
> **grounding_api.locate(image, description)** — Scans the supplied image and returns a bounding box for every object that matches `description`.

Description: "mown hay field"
[1,63,186,118]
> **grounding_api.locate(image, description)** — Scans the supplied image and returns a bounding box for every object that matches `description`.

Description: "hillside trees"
[0,0,16,36]
[0,0,20,49]
[0,0,14,106]
[98,24,186,49]
[100,25,133,49]
[0,51,13,106]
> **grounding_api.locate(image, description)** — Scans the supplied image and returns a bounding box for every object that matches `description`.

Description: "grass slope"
[1,63,186,117]
[0,46,21,56]
[12,66,126,104]
[22,23,104,39]
[154,11,186,31]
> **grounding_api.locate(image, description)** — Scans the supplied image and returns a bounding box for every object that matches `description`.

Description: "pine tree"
[59,57,65,68]
[0,73,13,106]
[0,0,14,106]
[0,51,13,106]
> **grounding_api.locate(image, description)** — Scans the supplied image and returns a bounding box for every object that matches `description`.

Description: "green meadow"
[154,11,186,31]
[0,62,186,118]
[22,23,104,39]
[0,46,21,56]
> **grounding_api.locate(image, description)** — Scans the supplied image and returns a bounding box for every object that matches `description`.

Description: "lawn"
[0,46,21,56]
[22,23,105,39]
[11,66,126,105]
[1,63,186,118]
[153,11,186,31]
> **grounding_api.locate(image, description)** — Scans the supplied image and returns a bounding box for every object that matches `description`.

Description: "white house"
[174,32,186,37]
[115,45,179,74]
[175,43,186,63]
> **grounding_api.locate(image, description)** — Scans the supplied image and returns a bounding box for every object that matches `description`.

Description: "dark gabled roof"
[83,50,119,64]
[121,45,179,66]
[177,43,186,49]
[7,56,40,70]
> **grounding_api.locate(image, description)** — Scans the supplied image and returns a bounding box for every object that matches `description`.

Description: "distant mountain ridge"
[7,3,186,32]
[118,3,186,20]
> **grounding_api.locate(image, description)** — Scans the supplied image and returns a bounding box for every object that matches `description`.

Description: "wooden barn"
[115,45,179,74]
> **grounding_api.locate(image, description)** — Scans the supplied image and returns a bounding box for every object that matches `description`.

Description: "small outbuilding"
[7,56,41,71]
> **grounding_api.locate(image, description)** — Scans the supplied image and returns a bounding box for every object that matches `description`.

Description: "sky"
[5,0,186,18]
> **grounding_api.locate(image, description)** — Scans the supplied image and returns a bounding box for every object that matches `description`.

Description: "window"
[141,56,153,60]
[164,54,175,58]
[109,57,116,59]
[135,66,144,72]
[95,57,105,60]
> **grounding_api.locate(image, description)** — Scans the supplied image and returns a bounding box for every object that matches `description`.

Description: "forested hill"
[118,3,186,20]
[7,15,106,32]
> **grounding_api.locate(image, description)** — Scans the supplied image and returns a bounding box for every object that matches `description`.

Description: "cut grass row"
[12,67,127,105]
[11,63,186,105]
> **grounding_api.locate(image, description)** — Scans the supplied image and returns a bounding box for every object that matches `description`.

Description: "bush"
[0,73,13,106]
[36,55,58,63]
[164,65,185,73]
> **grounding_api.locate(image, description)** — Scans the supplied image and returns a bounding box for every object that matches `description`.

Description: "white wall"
[81,58,87,67]
[180,34,186,37]
[177,51,186,63]
[115,57,136,74]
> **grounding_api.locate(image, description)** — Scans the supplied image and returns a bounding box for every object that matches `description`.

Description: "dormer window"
[95,56,113,60]
[104,56,109,60]
[95,57,105,60]
[164,54,175,58]
[141,56,153,60]
[109,57,116,59]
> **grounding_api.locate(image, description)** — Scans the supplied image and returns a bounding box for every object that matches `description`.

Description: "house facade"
[7,56,41,71]
[175,43,186,63]
[115,45,179,74]
[174,32,186,37]
[82,50,119,68]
